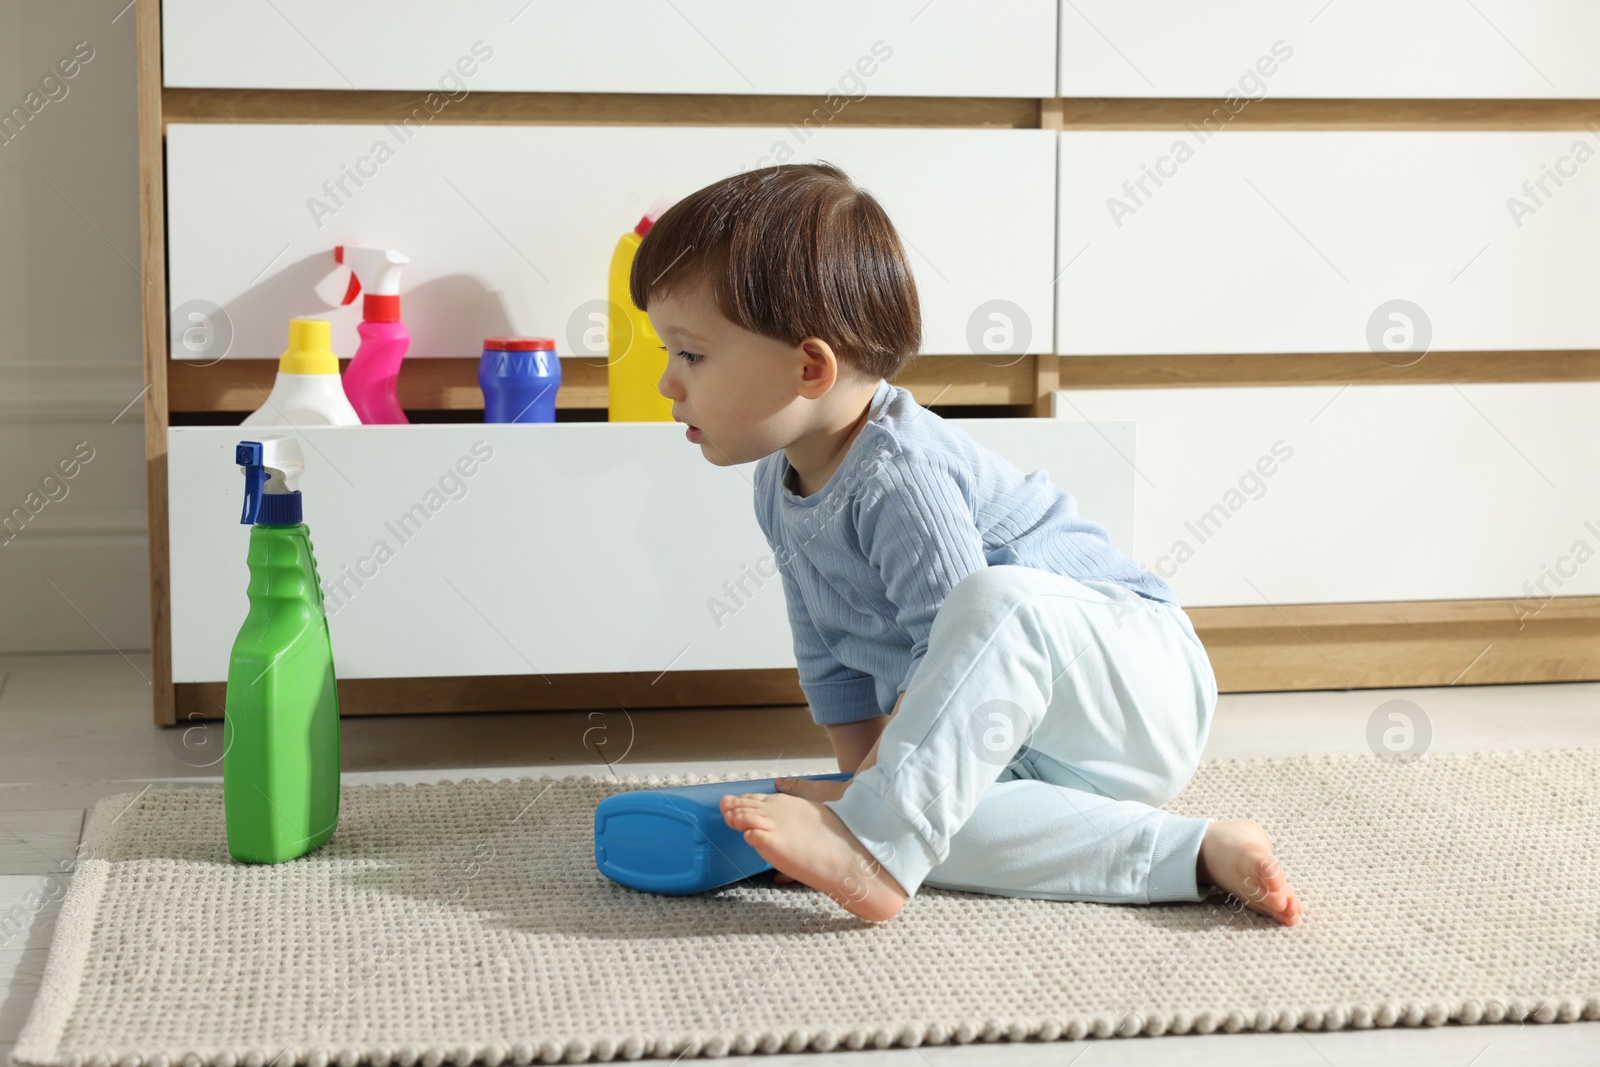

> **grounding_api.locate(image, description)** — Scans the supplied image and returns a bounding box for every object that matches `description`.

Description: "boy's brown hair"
[629,161,922,383]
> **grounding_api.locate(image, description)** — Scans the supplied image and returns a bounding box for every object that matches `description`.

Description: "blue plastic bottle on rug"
[595,772,854,894]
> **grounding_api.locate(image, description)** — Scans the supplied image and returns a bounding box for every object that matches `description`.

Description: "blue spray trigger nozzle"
[237,442,267,525]
[236,437,306,527]
[240,465,270,525]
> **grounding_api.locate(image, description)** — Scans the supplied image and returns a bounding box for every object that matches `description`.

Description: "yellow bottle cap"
[279,318,340,375]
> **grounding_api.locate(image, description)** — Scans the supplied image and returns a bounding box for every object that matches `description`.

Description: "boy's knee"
[944,566,1099,637]
[937,567,1117,655]
[945,565,1041,616]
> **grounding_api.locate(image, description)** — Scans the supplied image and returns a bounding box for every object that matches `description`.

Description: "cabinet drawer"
[168,419,1135,684]
[1054,382,1600,607]
[1059,1,1600,98]
[164,123,1056,369]
[1057,130,1600,355]
[162,0,1056,97]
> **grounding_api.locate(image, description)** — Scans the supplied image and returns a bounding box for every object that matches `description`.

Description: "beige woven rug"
[13,748,1600,1066]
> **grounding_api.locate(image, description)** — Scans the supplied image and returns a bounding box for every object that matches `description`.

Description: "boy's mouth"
[673,411,703,441]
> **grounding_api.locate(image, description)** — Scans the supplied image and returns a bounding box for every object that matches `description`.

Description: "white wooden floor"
[2,651,1596,1067]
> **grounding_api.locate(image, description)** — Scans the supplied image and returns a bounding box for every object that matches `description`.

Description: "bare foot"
[769,778,851,886]
[721,791,908,921]
[1196,819,1304,926]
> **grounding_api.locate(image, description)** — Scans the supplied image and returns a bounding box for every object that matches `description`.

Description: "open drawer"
[167,419,1136,689]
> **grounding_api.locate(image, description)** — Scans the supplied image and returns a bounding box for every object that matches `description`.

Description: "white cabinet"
[162,0,1056,97]
[1053,383,1600,607]
[164,123,1057,367]
[1059,1,1600,98]
[168,419,1136,683]
[1056,130,1600,355]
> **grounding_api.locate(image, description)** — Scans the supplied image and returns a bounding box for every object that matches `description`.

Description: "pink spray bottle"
[335,245,411,424]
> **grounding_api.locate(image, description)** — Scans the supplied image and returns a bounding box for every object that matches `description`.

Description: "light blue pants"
[825,565,1219,905]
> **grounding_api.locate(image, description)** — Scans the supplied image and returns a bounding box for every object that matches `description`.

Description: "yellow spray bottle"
[607,197,677,421]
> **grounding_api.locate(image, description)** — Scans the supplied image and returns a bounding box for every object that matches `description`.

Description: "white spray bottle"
[242,318,362,427]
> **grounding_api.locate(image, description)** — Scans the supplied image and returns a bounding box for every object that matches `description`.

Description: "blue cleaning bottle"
[594,772,854,894]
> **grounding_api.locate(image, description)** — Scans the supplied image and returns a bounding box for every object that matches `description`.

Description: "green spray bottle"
[223,436,342,863]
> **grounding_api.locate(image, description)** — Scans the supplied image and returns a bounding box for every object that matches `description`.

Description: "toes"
[1256,857,1288,887]
[1262,882,1302,924]
[720,794,767,816]
[722,805,773,833]
[1255,862,1299,915]
[743,826,778,853]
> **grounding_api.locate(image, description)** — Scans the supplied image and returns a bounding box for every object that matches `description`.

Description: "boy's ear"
[796,336,840,397]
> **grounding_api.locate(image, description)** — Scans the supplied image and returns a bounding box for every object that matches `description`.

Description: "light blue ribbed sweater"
[754,378,1179,726]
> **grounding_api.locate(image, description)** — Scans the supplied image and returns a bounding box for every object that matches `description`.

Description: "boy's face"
[648,282,824,467]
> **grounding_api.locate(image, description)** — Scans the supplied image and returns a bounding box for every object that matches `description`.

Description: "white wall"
[0,3,148,655]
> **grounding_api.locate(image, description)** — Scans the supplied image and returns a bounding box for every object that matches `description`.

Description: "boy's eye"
[655,344,701,365]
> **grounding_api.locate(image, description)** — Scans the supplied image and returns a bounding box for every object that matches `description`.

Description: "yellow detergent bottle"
[607,198,677,421]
